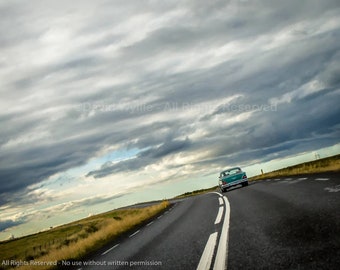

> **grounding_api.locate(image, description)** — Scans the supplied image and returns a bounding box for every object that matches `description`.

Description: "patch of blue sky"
[69,147,141,176]
[41,148,141,190]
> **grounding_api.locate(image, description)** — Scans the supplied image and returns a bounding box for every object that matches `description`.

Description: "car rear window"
[221,168,241,176]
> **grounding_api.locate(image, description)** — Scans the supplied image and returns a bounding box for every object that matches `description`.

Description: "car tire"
[242,182,248,187]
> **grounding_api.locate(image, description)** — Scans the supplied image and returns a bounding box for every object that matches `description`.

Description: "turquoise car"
[219,167,248,192]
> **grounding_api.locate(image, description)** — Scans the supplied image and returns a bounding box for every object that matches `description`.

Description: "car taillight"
[243,175,247,179]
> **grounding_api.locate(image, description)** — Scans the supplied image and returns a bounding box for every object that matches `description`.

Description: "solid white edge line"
[196,232,218,270]
[214,195,230,270]
[218,197,223,205]
[215,206,224,225]
[211,191,223,197]
[102,244,119,256]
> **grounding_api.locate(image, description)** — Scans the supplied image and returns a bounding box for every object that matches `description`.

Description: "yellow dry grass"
[250,154,340,181]
[1,201,169,270]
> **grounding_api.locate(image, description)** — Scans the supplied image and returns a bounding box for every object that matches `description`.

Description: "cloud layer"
[1,0,340,212]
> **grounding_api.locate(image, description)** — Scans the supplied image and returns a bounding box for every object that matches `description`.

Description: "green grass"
[249,154,340,181]
[0,201,169,270]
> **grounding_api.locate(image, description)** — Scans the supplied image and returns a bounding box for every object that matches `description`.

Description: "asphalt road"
[74,172,339,270]
[75,192,227,270]
[227,172,340,270]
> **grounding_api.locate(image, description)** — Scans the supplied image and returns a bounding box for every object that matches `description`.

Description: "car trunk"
[223,172,244,183]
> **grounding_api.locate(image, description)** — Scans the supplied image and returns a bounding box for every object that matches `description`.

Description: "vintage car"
[219,167,248,192]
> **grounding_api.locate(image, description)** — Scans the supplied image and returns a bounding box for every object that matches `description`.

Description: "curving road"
[74,172,339,270]
[75,192,228,270]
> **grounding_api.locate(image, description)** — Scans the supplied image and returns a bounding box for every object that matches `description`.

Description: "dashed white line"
[102,244,119,256]
[288,178,308,185]
[196,232,218,270]
[215,206,224,225]
[129,230,140,238]
[146,221,154,226]
[214,196,231,270]
[315,178,330,181]
[280,180,290,184]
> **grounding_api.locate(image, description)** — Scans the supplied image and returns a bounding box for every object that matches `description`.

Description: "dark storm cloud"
[194,85,340,168]
[87,137,191,178]
[48,193,129,213]
[0,219,25,232]
[141,137,191,159]
[0,123,120,195]
[0,0,340,201]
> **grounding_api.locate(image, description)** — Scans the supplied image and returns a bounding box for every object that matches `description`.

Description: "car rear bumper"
[219,178,248,189]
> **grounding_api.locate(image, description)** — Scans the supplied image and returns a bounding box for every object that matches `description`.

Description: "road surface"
[73,172,339,270]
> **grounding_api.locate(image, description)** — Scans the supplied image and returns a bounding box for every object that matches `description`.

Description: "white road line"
[288,178,308,185]
[214,196,231,270]
[298,177,308,180]
[324,185,340,192]
[146,221,154,226]
[215,206,224,225]
[280,180,290,183]
[157,215,163,219]
[102,244,119,256]
[129,230,140,238]
[211,191,223,197]
[196,232,218,270]
[218,197,223,205]
[315,178,330,181]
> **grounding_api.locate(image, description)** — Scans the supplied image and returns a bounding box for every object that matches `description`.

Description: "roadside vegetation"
[175,186,218,198]
[250,154,340,181]
[0,201,169,270]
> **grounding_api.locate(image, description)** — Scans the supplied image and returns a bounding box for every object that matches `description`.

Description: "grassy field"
[249,154,340,181]
[0,201,169,270]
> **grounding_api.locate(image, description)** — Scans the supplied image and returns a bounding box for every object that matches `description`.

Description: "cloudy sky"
[1,0,340,239]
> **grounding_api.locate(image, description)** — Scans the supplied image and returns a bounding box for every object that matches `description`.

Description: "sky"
[1,0,340,240]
